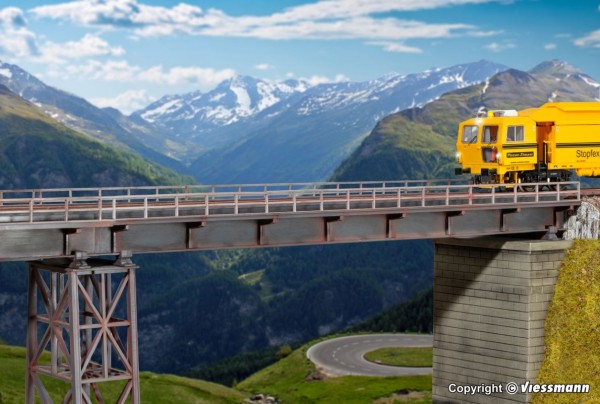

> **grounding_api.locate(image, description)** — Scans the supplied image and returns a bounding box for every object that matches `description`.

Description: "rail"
[0,179,470,200]
[0,181,581,225]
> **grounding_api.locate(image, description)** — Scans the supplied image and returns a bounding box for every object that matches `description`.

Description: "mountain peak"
[529,60,583,77]
[220,74,259,89]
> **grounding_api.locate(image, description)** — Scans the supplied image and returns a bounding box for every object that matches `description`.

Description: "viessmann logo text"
[576,149,600,158]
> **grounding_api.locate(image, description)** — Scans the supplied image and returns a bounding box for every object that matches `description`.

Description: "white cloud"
[138,65,236,86]
[48,59,236,88]
[201,16,473,41]
[0,7,125,66]
[301,74,350,86]
[51,59,140,81]
[368,41,423,53]
[463,29,503,37]
[574,29,600,48]
[484,42,516,52]
[544,43,556,50]
[254,63,274,71]
[0,7,39,58]
[39,33,125,64]
[30,0,222,36]
[90,89,154,115]
[30,0,501,43]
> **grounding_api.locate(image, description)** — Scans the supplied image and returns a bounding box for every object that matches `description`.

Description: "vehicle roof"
[519,102,600,124]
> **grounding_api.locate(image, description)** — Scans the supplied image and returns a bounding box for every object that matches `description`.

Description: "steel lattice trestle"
[26,251,140,404]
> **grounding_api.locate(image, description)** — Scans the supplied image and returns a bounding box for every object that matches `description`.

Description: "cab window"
[461,125,478,143]
[482,126,498,144]
[506,125,524,142]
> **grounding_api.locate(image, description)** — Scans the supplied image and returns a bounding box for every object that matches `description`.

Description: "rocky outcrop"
[245,393,280,404]
[564,198,600,239]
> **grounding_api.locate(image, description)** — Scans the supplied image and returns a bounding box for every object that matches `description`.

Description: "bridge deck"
[0,180,581,261]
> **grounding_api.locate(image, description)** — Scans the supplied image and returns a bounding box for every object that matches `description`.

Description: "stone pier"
[432,237,572,403]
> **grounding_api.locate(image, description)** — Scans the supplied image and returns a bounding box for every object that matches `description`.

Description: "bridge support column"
[26,251,140,404]
[433,237,572,404]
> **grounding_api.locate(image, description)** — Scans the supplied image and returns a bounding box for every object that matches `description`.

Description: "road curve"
[306,333,433,377]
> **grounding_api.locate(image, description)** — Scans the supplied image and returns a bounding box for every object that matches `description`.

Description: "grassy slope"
[363,347,433,368]
[236,338,432,404]
[0,345,245,404]
[0,85,191,188]
[532,240,600,404]
[330,85,482,182]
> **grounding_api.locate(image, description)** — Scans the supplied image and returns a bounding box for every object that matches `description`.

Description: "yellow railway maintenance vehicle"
[455,102,600,185]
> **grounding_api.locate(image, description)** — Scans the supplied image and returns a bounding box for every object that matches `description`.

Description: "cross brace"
[26,251,140,404]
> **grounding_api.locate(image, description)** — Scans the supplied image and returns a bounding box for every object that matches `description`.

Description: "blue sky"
[0,0,599,113]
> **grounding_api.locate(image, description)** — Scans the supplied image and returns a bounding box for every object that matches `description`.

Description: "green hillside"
[533,240,600,404]
[350,287,433,334]
[237,337,432,403]
[136,242,433,375]
[0,344,245,404]
[0,336,433,404]
[332,61,599,182]
[0,84,191,188]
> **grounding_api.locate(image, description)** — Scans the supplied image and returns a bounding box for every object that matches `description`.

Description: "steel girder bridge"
[0,179,582,403]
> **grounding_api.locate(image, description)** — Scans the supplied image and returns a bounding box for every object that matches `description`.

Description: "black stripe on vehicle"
[501,143,537,149]
[556,143,600,148]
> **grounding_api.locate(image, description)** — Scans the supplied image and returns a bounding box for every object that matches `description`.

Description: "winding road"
[306,333,433,377]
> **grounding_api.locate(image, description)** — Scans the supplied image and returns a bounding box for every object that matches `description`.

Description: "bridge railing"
[0,179,470,200]
[0,181,580,224]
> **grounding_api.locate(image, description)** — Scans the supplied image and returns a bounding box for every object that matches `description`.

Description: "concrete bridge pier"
[26,251,140,404]
[432,237,571,403]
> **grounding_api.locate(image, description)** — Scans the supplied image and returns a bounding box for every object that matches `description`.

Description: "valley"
[0,57,598,402]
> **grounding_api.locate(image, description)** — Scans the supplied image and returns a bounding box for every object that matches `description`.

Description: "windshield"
[461,125,479,143]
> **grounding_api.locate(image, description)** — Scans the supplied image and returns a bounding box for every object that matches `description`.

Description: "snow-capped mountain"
[140,76,309,125]
[133,76,310,151]
[181,60,510,183]
[132,60,509,181]
[292,60,505,116]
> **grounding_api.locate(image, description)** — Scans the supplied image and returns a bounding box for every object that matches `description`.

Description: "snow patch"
[256,82,282,111]
[205,105,236,124]
[580,75,600,88]
[209,93,226,103]
[0,68,12,79]
[230,85,251,113]
[481,78,490,94]
[141,99,183,122]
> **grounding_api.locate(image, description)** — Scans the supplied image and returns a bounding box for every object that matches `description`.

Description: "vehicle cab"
[455,109,537,184]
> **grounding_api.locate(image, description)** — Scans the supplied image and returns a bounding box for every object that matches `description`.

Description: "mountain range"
[134,76,311,154]
[333,60,600,182]
[1,59,510,184]
[0,58,598,381]
[156,60,508,183]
